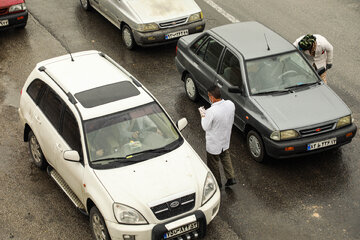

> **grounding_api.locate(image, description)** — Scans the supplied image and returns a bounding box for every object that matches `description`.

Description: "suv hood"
[253,85,351,130]
[93,143,208,205]
[126,0,200,23]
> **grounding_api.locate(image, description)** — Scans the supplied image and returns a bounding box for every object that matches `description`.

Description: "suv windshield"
[246,51,319,95]
[84,102,182,166]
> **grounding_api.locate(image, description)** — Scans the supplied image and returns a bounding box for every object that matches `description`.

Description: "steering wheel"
[278,70,298,80]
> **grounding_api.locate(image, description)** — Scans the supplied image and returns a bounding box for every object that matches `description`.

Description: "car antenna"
[264,33,271,51]
[63,37,74,62]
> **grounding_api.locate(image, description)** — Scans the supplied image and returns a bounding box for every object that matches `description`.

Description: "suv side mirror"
[228,86,242,94]
[176,118,188,131]
[63,150,80,162]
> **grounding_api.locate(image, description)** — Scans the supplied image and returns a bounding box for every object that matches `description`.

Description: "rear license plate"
[307,137,337,151]
[0,19,9,27]
[163,221,198,239]
[165,29,189,40]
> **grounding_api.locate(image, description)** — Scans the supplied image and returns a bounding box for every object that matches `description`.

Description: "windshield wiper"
[125,146,170,158]
[253,89,292,95]
[285,81,319,90]
[92,156,136,164]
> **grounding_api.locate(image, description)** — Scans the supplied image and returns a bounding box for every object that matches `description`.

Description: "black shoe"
[225,178,236,187]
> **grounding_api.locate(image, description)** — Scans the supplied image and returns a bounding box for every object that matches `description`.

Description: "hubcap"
[80,0,88,8]
[185,77,196,98]
[30,135,42,163]
[248,135,261,158]
[92,214,106,240]
[123,28,133,48]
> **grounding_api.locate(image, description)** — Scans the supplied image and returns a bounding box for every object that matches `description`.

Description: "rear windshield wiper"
[285,81,319,90]
[252,89,292,95]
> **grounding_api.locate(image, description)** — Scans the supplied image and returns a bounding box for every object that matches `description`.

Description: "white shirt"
[201,99,235,155]
[293,34,333,70]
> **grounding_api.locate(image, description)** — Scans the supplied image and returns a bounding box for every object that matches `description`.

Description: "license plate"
[165,29,189,40]
[163,221,198,239]
[307,137,337,151]
[0,19,9,27]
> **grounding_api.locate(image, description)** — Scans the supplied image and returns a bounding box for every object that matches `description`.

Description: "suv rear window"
[27,79,45,103]
[75,81,140,108]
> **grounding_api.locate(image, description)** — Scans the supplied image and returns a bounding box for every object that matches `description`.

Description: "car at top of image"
[175,21,357,162]
[18,50,220,240]
[0,0,28,30]
[79,0,205,50]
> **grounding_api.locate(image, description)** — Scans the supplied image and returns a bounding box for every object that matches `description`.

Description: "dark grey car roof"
[210,21,295,60]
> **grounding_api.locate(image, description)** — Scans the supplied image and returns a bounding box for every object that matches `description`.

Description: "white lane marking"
[203,0,240,23]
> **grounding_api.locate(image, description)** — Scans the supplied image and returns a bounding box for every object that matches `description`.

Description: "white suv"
[18,51,220,240]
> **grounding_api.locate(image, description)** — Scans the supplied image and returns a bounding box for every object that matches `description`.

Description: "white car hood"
[93,143,207,205]
[126,0,201,23]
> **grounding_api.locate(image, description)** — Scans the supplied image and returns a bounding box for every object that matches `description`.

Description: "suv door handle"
[34,115,41,125]
[215,80,223,88]
[56,143,63,153]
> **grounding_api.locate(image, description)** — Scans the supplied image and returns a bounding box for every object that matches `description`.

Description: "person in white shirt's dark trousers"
[199,85,236,188]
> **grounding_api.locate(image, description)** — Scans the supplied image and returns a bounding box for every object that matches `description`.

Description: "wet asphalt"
[0,0,359,239]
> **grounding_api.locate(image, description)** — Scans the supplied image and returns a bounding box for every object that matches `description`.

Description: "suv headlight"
[113,203,148,224]
[9,3,27,13]
[188,12,203,23]
[270,130,299,141]
[202,172,217,205]
[336,115,351,129]
[136,23,159,32]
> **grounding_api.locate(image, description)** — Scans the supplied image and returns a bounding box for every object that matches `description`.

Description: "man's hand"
[198,106,206,118]
[326,63,332,69]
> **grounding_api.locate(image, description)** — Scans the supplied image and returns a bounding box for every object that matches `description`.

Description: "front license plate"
[0,19,9,27]
[163,221,198,239]
[165,29,189,40]
[307,137,337,151]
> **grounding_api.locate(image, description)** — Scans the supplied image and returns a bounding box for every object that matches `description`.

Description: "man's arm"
[201,109,213,131]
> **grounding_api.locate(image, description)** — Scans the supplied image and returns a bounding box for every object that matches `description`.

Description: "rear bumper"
[0,10,28,30]
[263,123,357,159]
[133,20,205,47]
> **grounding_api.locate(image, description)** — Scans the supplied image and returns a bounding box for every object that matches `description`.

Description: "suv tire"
[28,131,48,169]
[80,0,92,11]
[90,206,111,240]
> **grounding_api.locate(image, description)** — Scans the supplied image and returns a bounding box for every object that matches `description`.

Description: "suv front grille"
[159,17,187,28]
[150,193,195,220]
[0,8,8,15]
[300,123,335,137]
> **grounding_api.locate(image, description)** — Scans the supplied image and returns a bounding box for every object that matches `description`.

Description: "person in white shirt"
[293,34,333,83]
[199,85,236,188]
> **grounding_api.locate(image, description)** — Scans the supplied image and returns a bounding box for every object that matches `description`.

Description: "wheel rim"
[185,77,196,98]
[30,135,42,164]
[123,28,133,48]
[92,214,106,240]
[248,135,261,158]
[80,0,88,8]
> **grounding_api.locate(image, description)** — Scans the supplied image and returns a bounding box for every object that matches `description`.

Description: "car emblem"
[172,22,177,25]
[316,128,321,132]
[169,201,180,208]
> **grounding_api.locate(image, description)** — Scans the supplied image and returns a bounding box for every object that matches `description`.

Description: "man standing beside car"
[199,85,236,188]
[293,34,333,83]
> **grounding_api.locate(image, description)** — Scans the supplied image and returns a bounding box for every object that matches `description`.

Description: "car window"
[62,106,82,154]
[246,51,319,95]
[26,79,45,103]
[200,38,224,70]
[190,34,208,53]
[220,50,242,86]
[39,88,63,131]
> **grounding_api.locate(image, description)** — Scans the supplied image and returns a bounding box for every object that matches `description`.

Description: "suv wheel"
[122,25,136,50]
[247,130,266,162]
[80,0,92,10]
[28,131,47,169]
[184,74,198,101]
[90,206,110,240]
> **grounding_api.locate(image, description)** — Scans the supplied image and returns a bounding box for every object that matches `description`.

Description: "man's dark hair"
[208,85,221,99]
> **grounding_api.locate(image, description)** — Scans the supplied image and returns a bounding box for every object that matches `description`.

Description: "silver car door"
[100,0,121,26]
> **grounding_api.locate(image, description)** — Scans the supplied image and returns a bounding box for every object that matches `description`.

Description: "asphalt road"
[0,0,359,239]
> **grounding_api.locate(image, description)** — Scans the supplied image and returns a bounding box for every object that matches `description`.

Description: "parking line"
[203,0,240,23]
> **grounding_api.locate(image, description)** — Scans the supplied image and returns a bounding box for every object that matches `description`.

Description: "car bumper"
[0,11,28,30]
[133,20,205,47]
[106,189,220,240]
[263,123,357,159]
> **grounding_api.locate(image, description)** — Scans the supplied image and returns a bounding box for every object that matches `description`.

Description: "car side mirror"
[228,86,242,94]
[63,150,80,162]
[176,118,188,131]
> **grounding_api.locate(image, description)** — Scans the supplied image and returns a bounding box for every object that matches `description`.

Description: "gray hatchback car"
[175,21,357,162]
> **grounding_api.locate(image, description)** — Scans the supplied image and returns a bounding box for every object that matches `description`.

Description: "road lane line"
[203,0,240,23]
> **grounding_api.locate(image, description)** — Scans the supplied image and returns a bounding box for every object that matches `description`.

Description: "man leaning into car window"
[199,85,236,188]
